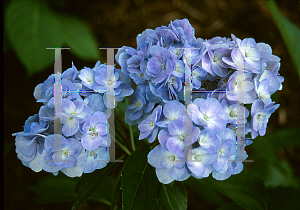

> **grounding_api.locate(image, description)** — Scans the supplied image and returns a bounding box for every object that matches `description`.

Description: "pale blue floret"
[188,98,227,132]
[186,147,217,178]
[138,105,162,143]
[147,145,190,184]
[83,147,110,173]
[40,134,86,177]
[251,99,279,138]
[81,111,110,150]
[157,117,200,158]
[61,99,92,137]
[156,100,185,128]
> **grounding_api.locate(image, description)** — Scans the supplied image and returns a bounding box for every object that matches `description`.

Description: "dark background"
[4,0,300,209]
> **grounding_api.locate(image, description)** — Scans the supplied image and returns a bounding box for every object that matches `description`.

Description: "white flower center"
[136,102,142,107]
[149,121,154,127]
[258,114,265,121]
[195,155,200,160]
[230,111,236,117]
[169,155,175,161]
[62,149,69,156]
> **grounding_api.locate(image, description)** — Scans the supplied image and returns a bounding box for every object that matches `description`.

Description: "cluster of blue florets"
[13,18,283,183]
[115,18,283,183]
[13,61,133,177]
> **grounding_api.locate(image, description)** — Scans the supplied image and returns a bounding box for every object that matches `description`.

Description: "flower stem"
[109,166,123,210]
[129,125,136,151]
[115,138,131,156]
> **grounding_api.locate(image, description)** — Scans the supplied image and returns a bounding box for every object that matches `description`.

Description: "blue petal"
[147,145,165,169]
[155,168,174,184]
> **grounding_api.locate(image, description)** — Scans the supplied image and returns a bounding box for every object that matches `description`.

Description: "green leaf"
[57,14,101,61]
[251,128,300,188]
[5,0,64,75]
[72,162,121,210]
[264,161,293,188]
[28,173,114,204]
[185,176,224,206]
[121,145,159,210]
[194,171,268,210]
[156,181,187,210]
[265,0,300,79]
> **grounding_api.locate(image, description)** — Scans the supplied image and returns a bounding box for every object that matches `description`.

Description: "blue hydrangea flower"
[226,71,256,104]
[61,61,79,82]
[156,100,185,128]
[40,134,86,177]
[84,94,105,113]
[237,38,262,71]
[79,67,96,89]
[172,59,185,78]
[186,147,217,178]
[202,47,231,77]
[191,66,207,89]
[147,45,176,84]
[221,99,249,125]
[149,75,183,101]
[157,117,200,158]
[257,63,283,94]
[115,46,140,79]
[81,111,110,150]
[13,114,48,172]
[222,37,261,73]
[197,128,221,152]
[188,98,227,132]
[138,105,162,143]
[125,86,154,125]
[61,99,92,137]
[46,78,80,108]
[155,26,178,48]
[168,18,196,44]
[148,145,190,184]
[136,29,159,50]
[251,99,279,138]
[93,65,133,108]
[254,78,272,106]
[211,128,237,173]
[39,105,55,122]
[183,46,205,66]
[212,153,246,181]
[83,147,109,173]
[169,43,185,59]
[33,74,55,104]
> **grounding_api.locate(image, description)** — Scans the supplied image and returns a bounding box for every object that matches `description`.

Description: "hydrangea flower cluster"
[13,61,133,177]
[13,18,283,184]
[115,19,283,183]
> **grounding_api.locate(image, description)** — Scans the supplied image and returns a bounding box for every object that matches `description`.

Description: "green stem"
[115,138,131,156]
[129,125,136,151]
[115,130,125,144]
[98,198,111,206]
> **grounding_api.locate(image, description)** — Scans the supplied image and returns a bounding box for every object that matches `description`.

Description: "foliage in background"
[4,0,101,75]
[265,0,300,79]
